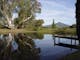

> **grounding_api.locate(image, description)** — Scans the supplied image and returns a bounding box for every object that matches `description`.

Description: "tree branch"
[0,8,10,24]
[19,14,32,25]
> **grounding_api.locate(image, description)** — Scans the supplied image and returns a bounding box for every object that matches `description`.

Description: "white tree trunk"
[8,19,15,29]
[0,9,15,29]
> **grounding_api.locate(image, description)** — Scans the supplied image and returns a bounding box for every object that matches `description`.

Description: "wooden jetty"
[54,35,78,40]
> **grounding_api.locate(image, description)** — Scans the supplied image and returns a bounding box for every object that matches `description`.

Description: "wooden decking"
[54,35,78,40]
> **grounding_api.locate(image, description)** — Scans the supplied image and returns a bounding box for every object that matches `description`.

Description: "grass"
[0,29,37,34]
[37,27,76,35]
[37,28,54,34]
[0,28,76,36]
[0,28,54,34]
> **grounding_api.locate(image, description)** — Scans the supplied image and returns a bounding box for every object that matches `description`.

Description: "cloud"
[36,0,76,25]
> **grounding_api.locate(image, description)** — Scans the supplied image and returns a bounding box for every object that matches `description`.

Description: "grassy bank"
[0,28,53,34]
[0,27,76,36]
[0,29,37,34]
[37,28,53,34]
[37,28,77,35]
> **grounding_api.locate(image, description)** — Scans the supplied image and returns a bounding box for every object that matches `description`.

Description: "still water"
[0,33,79,60]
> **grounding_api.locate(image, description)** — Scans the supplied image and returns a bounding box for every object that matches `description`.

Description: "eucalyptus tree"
[0,0,41,29]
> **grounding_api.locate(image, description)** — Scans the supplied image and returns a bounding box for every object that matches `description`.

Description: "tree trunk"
[76,0,80,44]
[7,18,15,29]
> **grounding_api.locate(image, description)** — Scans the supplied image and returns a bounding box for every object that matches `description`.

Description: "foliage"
[69,24,76,28]
[37,27,76,35]
[54,28,76,35]
[34,19,44,29]
[25,19,44,31]
[0,0,41,29]
[52,19,56,28]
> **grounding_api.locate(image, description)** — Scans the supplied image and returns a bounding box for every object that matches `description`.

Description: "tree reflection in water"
[25,33,44,39]
[0,33,40,60]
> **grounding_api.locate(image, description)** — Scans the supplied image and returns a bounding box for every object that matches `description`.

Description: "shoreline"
[0,29,37,34]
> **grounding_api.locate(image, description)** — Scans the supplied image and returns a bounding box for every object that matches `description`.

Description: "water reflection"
[0,33,40,60]
[0,33,79,60]
[25,33,44,39]
[34,34,80,60]
[52,35,80,49]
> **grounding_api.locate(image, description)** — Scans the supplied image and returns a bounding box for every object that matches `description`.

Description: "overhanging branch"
[19,14,32,25]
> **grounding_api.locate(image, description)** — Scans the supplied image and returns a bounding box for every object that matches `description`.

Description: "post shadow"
[76,0,80,45]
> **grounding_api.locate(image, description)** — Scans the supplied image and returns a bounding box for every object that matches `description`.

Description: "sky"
[36,0,76,26]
